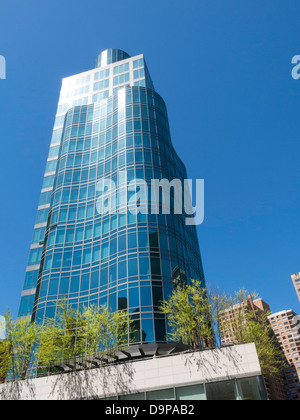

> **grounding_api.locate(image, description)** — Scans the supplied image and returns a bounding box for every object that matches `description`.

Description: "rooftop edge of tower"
[95,49,131,68]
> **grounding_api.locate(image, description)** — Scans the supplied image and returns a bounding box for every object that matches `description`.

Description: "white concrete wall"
[0,343,261,400]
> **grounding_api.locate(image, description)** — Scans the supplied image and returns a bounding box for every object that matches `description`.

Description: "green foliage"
[0,304,134,381]
[39,303,90,370]
[207,287,232,345]
[160,282,285,379]
[159,280,213,349]
[0,310,39,381]
[208,288,259,345]
[213,289,285,378]
[0,340,10,383]
[83,305,130,359]
[0,286,284,383]
[38,302,133,371]
[234,310,285,378]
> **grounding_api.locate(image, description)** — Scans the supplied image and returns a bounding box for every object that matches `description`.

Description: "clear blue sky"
[0,0,300,318]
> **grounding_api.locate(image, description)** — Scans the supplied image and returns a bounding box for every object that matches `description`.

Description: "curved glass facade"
[95,49,131,69]
[19,49,205,346]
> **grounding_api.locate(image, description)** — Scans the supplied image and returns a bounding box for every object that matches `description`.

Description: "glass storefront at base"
[100,376,267,401]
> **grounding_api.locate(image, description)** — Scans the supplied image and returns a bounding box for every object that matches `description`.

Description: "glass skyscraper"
[18,49,205,345]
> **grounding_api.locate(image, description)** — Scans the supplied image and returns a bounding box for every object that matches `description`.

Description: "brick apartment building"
[220,295,287,400]
[291,273,300,303]
[268,310,300,400]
